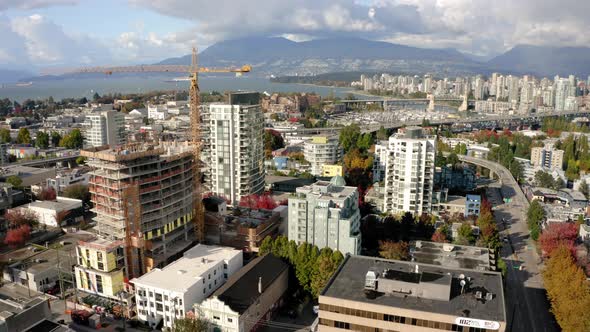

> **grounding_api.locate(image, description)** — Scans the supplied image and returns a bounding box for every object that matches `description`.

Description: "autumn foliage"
[538,223,578,257]
[4,209,38,228]
[4,224,31,248]
[543,245,590,331]
[378,241,410,260]
[431,229,448,243]
[37,187,57,201]
[238,194,278,210]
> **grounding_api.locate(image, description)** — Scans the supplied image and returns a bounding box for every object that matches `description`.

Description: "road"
[459,155,559,332]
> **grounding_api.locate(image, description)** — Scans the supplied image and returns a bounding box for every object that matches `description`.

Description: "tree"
[5,209,38,228]
[0,128,11,143]
[538,223,578,257]
[431,227,448,243]
[311,249,343,297]
[35,131,49,149]
[446,153,460,168]
[543,246,590,332]
[378,241,409,260]
[76,156,87,165]
[456,223,475,245]
[62,184,90,203]
[238,194,278,210]
[16,128,31,144]
[534,171,558,189]
[580,180,590,199]
[509,161,524,183]
[60,129,84,149]
[565,159,580,181]
[93,92,101,101]
[376,126,389,141]
[50,131,62,147]
[37,187,56,201]
[171,317,209,332]
[6,175,22,188]
[4,225,31,248]
[339,124,361,152]
[527,200,545,241]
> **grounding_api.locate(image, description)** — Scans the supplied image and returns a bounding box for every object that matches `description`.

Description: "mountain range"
[158,37,590,78]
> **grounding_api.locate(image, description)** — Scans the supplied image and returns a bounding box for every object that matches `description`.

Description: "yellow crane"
[74,48,251,244]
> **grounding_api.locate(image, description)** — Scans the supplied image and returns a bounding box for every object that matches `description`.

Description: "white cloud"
[0,0,77,11]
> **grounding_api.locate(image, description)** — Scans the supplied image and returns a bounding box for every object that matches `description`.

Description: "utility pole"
[56,249,65,301]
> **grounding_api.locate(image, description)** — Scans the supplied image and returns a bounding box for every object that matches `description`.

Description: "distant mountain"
[0,69,35,83]
[157,37,483,76]
[488,45,590,77]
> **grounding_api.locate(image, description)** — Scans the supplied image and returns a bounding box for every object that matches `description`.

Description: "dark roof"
[321,255,506,323]
[213,254,288,315]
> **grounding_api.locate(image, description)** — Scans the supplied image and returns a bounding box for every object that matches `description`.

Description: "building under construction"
[81,141,195,277]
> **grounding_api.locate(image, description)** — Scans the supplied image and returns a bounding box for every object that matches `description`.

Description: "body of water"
[0,75,355,102]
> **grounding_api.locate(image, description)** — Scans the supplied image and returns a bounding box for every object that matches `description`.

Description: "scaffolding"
[123,182,144,278]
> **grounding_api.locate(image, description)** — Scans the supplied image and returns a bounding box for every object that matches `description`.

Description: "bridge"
[340,96,472,111]
[4,152,80,168]
[272,109,590,135]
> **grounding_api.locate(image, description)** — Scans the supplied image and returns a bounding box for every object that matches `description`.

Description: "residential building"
[46,167,90,194]
[204,206,286,253]
[465,194,482,217]
[383,127,436,215]
[195,254,289,332]
[318,255,506,332]
[74,238,126,300]
[555,78,571,111]
[530,145,564,170]
[373,141,388,183]
[81,142,195,277]
[288,177,361,255]
[321,165,343,177]
[12,196,83,227]
[304,136,342,176]
[133,245,243,329]
[431,190,480,218]
[202,92,265,205]
[148,104,168,120]
[84,110,126,148]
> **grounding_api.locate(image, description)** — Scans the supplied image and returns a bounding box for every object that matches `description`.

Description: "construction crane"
[75,48,251,244]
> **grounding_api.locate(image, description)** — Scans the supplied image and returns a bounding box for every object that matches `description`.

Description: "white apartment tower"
[304,136,342,176]
[84,110,126,148]
[202,92,265,205]
[383,127,436,215]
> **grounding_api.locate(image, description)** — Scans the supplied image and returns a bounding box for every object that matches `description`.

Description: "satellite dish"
[460,280,466,287]
[459,274,465,280]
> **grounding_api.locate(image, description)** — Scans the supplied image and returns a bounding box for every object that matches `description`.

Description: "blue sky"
[0,0,588,70]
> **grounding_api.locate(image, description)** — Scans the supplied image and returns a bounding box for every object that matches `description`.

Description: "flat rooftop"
[321,255,505,323]
[410,241,491,271]
[0,283,47,317]
[131,244,242,292]
[295,181,356,203]
[26,197,81,211]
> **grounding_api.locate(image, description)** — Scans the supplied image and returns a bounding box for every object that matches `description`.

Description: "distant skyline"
[0,0,589,69]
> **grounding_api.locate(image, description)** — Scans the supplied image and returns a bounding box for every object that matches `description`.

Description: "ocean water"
[0,75,354,102]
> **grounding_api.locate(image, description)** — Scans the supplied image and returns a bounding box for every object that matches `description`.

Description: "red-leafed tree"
[431,229,448,243]
[4,209,38,228]
[239,194,278,210]
[539,223,579,257]
[4,224,31,248]
[480,198,492,215]
[37,187,57,201]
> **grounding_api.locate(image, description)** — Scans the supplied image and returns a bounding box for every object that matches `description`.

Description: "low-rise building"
[319,255,506,332]
[0,165,56,187]
[0,283,53,332]
[195,254,289,332]
[133,245,243,329]
[410,241,492,271]
[46,168,90,194]
[74,238,126,300]
[12,197,83,227]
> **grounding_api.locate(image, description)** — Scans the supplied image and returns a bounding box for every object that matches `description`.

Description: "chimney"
[258,277,262,294]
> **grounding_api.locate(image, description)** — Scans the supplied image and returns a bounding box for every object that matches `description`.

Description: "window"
[334,321,350,329]
[155,293,162,301]
[203,289,206,294]
[214,270,216,275]
[213,316,220,320]
[97,252,103,261]
[96,275,103,293]
[228,318,233,323]
[223,264,228,269]
[97,262,104,271]
[156,303,163,311]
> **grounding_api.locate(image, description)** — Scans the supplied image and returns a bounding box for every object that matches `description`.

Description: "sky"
[0,0,588,70]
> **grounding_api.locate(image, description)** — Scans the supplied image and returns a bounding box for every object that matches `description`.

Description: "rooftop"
[26,197,82,212]
[212,254,288,315]
[131,244,242,292]
[0,283,47,318]
[321,255,505,323]
[294,180,357,204]
[81,141,191,162]
[410,241,491,271]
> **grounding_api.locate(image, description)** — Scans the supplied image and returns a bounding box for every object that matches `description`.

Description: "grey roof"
[321,255,506,323]
[330,175,346,187]
[410,241,491,271]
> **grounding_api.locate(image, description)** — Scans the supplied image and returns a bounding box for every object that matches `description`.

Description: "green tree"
[356,133,373,152]
[0,128,11,143]
[376,126,389,141]
[446,152,460,168]
[76,156,87,165]
[339,124,361,152]
[35,131,49,149]
[62,184,90,203]
[93,92,101,101]
[565,160,580,181]
[527,200,545,241]
[60,129,84,149]
[171,317,209,332]
[579,180,589,199]
[16,128,31,144]
[310,248,343,297]
[509,161,524,183]
[456,223,475,245]
[6,175,22,188]
[50,131,62,147]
